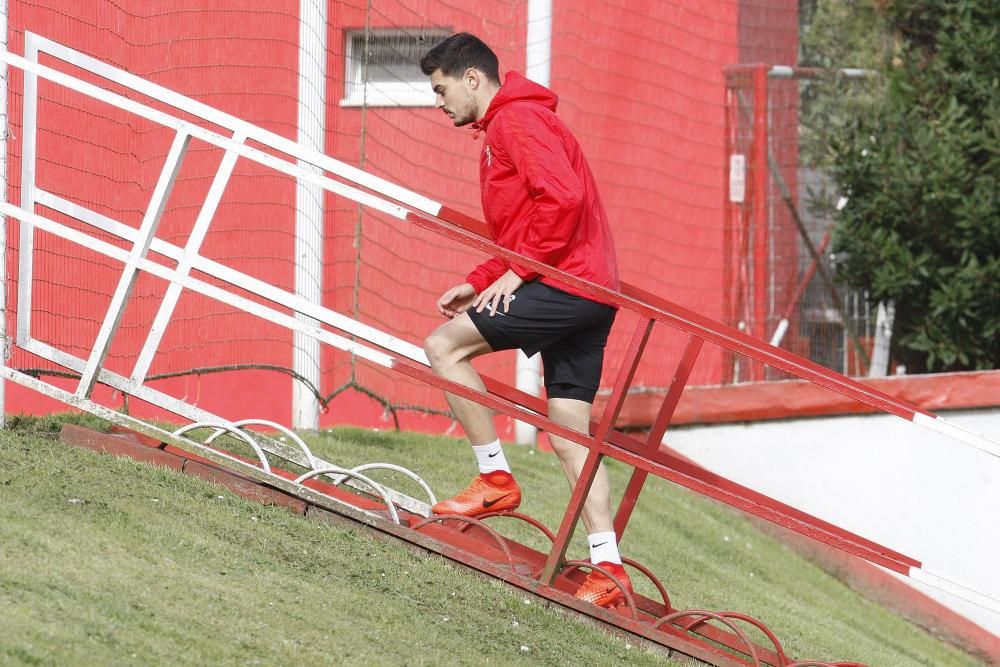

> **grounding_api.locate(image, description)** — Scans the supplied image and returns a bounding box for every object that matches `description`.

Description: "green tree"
[817,0,999,372]
[798,0,890,166]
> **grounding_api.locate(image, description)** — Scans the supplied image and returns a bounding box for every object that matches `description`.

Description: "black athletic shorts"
[468,281,616,403]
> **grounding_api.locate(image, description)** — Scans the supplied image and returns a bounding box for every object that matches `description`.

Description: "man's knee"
[423,329,455,370]
[548,433,584,459]
[425,317,492,371]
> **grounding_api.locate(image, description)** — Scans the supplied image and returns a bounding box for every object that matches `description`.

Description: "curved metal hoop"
[411,515,517,571]
[329,462,436,506]
[620,557,672,612]
[653,609,761,666]
[173,421,271,473]
[562,559,640,621]
[457,510,556,543]
[204,419,318,469]
[295,467,400,524]
[684,611,787,666]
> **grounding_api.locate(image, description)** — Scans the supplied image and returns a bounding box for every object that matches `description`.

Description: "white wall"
[665,408,1000,636]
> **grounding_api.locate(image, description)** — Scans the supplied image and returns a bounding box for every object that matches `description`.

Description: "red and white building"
[2,0,799,432]
[2,0,998,650]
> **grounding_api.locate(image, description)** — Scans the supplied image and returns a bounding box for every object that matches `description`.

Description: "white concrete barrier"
[666,408,1000,636]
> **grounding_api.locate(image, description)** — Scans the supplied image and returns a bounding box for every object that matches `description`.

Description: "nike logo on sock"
[482,493,511,508]
[591,541,608,548]
[487,450,501,458]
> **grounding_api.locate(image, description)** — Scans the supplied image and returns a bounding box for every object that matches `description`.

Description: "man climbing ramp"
[420,32,631,608]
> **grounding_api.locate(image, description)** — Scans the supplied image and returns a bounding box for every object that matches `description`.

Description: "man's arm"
[499,107,585,280]
[466,256,508,294]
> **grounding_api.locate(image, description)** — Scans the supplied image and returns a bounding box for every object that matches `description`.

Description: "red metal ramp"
[60,421,869,667]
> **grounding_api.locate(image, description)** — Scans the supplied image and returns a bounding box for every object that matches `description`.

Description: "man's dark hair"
[420,32,500,84]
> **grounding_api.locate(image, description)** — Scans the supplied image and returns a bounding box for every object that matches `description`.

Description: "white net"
[3,0,800,430]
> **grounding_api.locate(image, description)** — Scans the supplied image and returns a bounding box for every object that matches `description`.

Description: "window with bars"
[342,29,451,107]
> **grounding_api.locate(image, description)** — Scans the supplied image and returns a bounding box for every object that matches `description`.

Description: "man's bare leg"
[547,396,631,606]
[546,397,613,534]
[423,312,496,444]
[424,312,522,516]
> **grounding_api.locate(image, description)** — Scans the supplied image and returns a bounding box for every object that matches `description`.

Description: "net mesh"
[3,0,842,431]
[724,65,878,383]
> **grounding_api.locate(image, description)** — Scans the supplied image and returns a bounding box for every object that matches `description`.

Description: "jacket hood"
[477,71,558,131]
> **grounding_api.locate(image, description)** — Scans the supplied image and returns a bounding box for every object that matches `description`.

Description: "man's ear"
[463,67,482,90]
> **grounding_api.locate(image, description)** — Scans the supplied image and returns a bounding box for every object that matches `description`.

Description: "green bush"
[824,0,999,372]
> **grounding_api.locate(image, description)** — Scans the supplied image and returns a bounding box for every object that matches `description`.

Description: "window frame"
[340,28,450,108]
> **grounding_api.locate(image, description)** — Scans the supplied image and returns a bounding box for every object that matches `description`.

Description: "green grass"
[0,414,982,666]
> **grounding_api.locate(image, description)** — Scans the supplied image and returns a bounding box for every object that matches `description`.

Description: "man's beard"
[449,105,476,126]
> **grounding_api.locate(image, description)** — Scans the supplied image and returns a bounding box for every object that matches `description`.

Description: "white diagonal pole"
[130,132,246,385]
[76,129,190,398]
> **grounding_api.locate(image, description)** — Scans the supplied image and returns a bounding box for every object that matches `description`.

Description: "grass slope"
[0,414,981,666]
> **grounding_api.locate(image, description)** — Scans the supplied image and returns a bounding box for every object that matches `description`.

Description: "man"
[420,33,632,609]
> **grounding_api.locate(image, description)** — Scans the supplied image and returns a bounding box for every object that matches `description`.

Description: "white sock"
[472,440,511,474]
[588,531,622,565]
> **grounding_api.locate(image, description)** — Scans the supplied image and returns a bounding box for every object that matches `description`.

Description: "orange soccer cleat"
[574,562,634,608]
[431,471,521,517]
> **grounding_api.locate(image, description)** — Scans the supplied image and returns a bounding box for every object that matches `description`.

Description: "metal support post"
[515,0,553,445]
[131,133,246,385]
[614,334,703,536]
[76,130,191,398]
[749,64,768,381]
[292,0,328,430]
[539,317,653,584]
[0,0,7,426]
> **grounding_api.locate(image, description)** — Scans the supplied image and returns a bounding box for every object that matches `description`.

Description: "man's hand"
[473,269,524,317]
[437,282,477,318]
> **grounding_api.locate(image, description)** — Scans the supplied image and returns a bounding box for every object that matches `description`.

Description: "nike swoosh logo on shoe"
[482,493,511,508]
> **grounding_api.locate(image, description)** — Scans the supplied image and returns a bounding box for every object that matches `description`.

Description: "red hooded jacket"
[466,72,619,303]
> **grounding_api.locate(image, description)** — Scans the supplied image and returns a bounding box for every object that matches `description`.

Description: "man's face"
[430,69,478,127]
